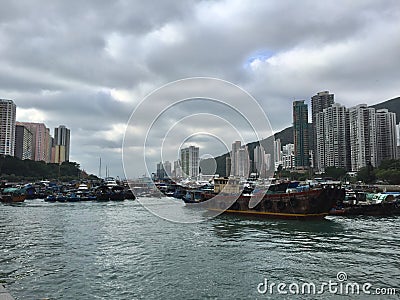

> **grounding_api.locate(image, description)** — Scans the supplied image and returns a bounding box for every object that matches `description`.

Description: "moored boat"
[185,179,344,220]
[45,194,57,202]
[0,187,27,203]
[110,185,125,201]
[330,192,400,216]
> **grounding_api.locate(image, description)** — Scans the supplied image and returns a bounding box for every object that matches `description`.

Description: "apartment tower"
[293,100,309,169]
[0,99,16,156]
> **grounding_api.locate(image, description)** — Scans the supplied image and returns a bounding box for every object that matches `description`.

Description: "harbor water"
[1,198,399,299]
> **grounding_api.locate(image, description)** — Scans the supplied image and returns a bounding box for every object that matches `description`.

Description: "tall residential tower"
[54,125,70,163]
[376,109,397,164]
[180,146,199,178]
[17,122,52,162]
[311,91,334,168]
[348,104,377,171]
[293,100,309,169]
[315,103,349,172]
[0,99,16,156]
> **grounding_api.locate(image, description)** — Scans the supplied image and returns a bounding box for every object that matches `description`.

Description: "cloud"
[0,0,399,177]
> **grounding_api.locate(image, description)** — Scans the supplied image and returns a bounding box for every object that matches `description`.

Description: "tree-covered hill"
[0,155,95,181]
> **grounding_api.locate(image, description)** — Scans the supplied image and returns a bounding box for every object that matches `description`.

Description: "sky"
[1,0,399,178]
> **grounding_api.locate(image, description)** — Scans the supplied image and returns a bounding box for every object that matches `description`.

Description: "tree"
[375,159,400,184]
[357,163,376,184]
[324,167,347,180]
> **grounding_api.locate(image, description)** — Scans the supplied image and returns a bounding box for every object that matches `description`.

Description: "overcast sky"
[1,0,399,178]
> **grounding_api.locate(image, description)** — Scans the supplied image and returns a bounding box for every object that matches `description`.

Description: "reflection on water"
[1,199,399,299]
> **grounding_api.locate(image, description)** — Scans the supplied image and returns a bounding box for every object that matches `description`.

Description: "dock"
[0,285,15,300]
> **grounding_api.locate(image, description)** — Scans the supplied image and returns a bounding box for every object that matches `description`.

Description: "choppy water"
[1,198,399,299]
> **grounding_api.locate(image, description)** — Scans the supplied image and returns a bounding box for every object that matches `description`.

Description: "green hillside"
[0,156,97,181]
[371,97,400,122]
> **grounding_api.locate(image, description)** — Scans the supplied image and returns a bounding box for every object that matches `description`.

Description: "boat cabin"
[214,177,240,194]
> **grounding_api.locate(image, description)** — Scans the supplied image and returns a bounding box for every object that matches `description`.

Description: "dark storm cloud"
[1,0,399,177]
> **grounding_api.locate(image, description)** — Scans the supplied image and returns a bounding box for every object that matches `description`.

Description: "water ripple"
[1,200,399,299]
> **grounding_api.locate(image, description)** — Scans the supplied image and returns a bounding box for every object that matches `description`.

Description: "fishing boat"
[330,192,400,216]
[185,179,344,220]
[95,185,111,201]
[0,187,27,203]
[110,185,125,201]
[56,193,67,202]
[45,194,57,202]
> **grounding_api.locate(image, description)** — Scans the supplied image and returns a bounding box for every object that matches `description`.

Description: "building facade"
[348,104,377,171]
[311,91,334,167]
[0,99,16,156]
[173,159,182,178]
[180,146,199,178]
[273,139,282,171]
[315,103,349,172]
[397,123,400,158]
[376,109,397,164]
[156,161,171,179]
[14,125,34,160]
[231,141,242,176]
[17,122,52,162]
[254,145,270,178]
[53,125,70,163]
[293,100,309,169]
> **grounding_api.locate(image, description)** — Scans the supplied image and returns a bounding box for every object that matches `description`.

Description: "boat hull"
[194,186,344,219]
[330,202,400,216]
[0,194,26,203]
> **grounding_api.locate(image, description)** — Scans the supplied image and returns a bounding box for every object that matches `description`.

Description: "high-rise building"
[281,144,295,170]
[164,161,171,177]
[231,141,241,176]
[180,146,199,178]
[315,103,350,172]
[396,123,400,157]
[0,99,16,156]
[54,125,70,163]
[156,162,166,179]
[293,100,309,169]
[311,91,334,168]
[348,104,377,171]
[173,160,182,178]
[273,139,282,171]
[156,161,171,179]
[237,147,250,178]
[16,122,52,162]
[254,145,270,178]
[14,125,33,160]
[376,109,397,163]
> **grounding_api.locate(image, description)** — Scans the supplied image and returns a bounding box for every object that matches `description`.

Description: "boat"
[185,178,344,219]
[109,185,125,201]
[95,185,111,201]
[56,193,67,202]
[330,192,400,216]
[0,187,26,203]
[67,192,80,202]
[104,177,118,188]
[183,190,205,203]
[45,194,57,202]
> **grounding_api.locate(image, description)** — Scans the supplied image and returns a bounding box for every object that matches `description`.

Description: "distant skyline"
[1,1,399,177]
